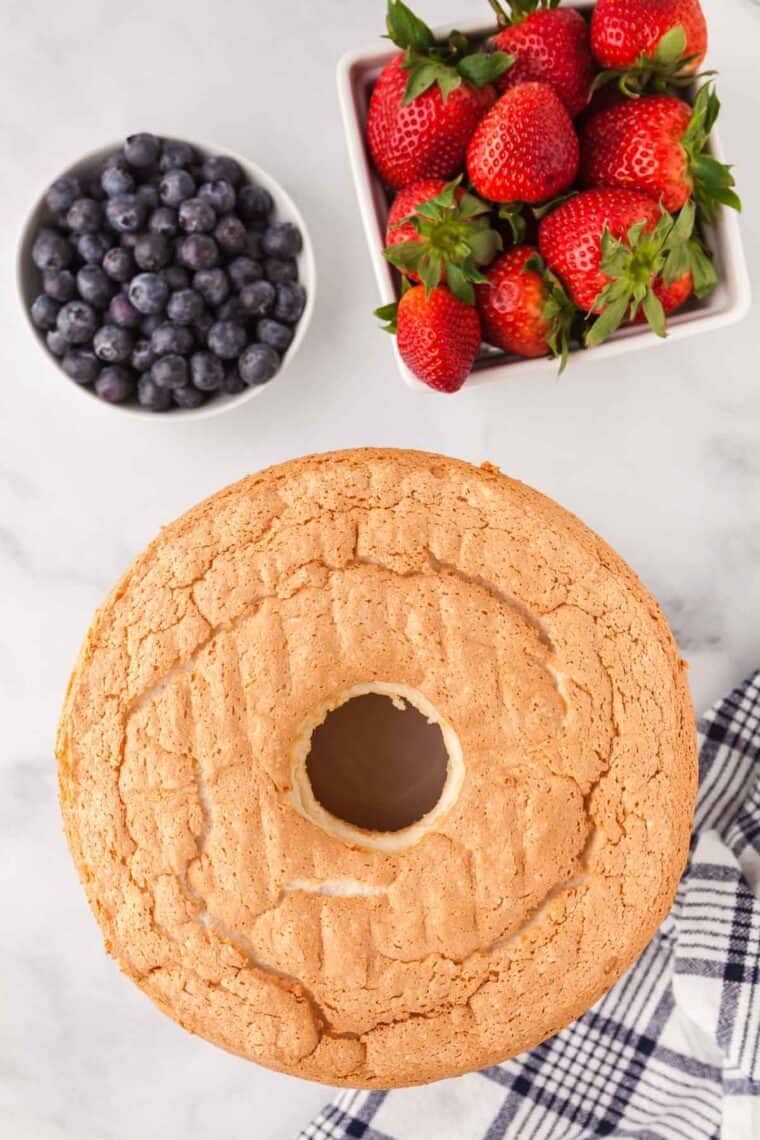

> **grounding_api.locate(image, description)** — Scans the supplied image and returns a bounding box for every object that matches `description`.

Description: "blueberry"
[102,161,135,197]
[85,175,108,202]
[274,282,306,324]
[207,320,246,359]
[177,234,219,270]
[138,373,173,411]
[129,272,169,315]
[45,177,82,215]
[62,348,99,383]
[131,338,155,372]
[198,179,235,214]
[163,265,190,291]
[228,255,262,290]
[178,197,216,234]
[57,300,98,344]
[43,268,77,302]
[193,268,229,308]
[167,288,204,325]
[238,343,279,385]
[31,293,61,330]
[77,265,114,308]
[120,232,141,249]
[32,228,73,270]
[172,385,205,409]
[159,168,195,207]
[222,366,246,394]
[148,206,178,237]
[141,313,163,336]
[46,329,68,356]
[66,198,103,234]
[106,194,147,233]
[103,246,135,283]
[159,139,196,172]
[261,222,302,258]
[108,292,141,329]
[237,184,273,220]
[239,280,276,317]
[264,256,298,284]
[217,296,247,323]
[136,184,160,211]
[77,231,111,263]
[134,233,171,271]
[124,132,161,168]
[214,214,247,256]
[151,354,188,389]
[245,230,263,259]
[257,318,293,352]
[95,365,136,403]
[190,351,224,391]
[94,324,134,363]
[193,309,214,341]
[150,322,194,357]
[202,154,242,186]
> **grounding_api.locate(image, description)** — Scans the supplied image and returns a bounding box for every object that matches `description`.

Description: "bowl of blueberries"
[18,132,315,416]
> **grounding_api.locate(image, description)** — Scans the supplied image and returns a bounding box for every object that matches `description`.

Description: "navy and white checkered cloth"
[298,672,760,1140]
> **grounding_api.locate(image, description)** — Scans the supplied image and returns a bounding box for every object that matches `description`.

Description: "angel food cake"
[56,449,697,1087]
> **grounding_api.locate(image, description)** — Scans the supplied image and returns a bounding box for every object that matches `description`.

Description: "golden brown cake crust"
[56,449,697,1088]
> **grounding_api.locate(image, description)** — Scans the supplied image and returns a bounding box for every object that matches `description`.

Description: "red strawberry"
[377,285,482,392]
[591,0,707,93]
[580,86,740,221]
[384,178,502,302]
[476,245,577,368]
[467,82,580,205]
[488,2,595,118]
[366,2,512,190]
[538,189,716,345]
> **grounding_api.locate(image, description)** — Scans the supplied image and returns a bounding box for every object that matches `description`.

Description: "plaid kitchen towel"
[298,672,760,1140]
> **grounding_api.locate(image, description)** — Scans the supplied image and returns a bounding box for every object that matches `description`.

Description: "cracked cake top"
[56,448,697,1087]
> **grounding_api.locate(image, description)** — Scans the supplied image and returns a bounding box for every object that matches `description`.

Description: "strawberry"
[384,178,502,303]
[366,1,512,189]
[476,245,577,368]
[538,190,717,345]
[466,82,580,207]
[590,0,708,95]
[376,285,482,392]
[487,0,595,118]
[580,85,740,222]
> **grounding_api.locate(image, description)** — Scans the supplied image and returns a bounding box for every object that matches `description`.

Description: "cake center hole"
[305,693,450,833]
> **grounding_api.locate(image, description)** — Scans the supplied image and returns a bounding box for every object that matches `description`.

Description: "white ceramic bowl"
[336,2,751,392]
[17,137,316,419]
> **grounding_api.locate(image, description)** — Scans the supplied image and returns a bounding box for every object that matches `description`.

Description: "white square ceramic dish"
[336,1,750,391]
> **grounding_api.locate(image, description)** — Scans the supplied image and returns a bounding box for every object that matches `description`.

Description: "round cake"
[56,449,697,1087]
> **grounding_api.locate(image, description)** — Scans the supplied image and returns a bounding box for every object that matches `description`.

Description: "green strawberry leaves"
[386,1,513,104]
[486,0,560,27]
[374,300,400,334]
[591,23,714,98]
[384,177,503,305]
[683,85,742,223]
[586,199,716,348]
[525,252,580,373]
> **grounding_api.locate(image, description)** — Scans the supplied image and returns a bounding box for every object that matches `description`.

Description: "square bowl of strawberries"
[337,0,750,393]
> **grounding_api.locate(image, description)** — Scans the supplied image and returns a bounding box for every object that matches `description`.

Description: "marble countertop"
[2,1,759,1137]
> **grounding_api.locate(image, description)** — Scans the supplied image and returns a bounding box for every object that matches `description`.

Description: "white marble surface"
[1,1,759,1137]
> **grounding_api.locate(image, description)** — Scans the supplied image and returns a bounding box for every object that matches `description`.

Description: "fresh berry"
[201,154,243,186]
[32,229,72,270]
[172,385,205,408]
[136,185,161,212]
[228,256,262,290]
[240,280,276,317]
[194,268,230,307]
[134,233,171,271]
[77,265,114,308]
[367,2,510,189]
[141,314,163,337]
[215,215,247,255]
[261,222,302,258]
[102,161,135,197]
[238,343,280,385]
[193,309,215,340]
[151,354,188,388]
[62,348,99,383]
[124,132,161,168]
[95,365,136,403]
[167,288,205,325]
[150,322,194,357]
[46,329,68,356]
[590,0,707,77]
[31,294,61,331]
[273,282,306,323]
[77,231,111,263]
[148,207,179,236]
[138,373,173,410]
[66,198,103,233]
[216,297,247,323]
[467,82,579,204]
[580,86,740,221]
[57,300,98,344]
[131,338,156,372]
[159,168,196,207]
[43,268,77,302]
[106,194,147,233]
[198,180,236,213]
[263,257,296,284]
[103,247,135,283]
[128,272,169,314]
[382,284,481,392]
[190,351,224,391]
[489,3,594,119]
[177,234,219,270]
[476,244,575,366]
[222,367,247,394]
[257,318,293,352]
[93,324,134,363]
[108,293,142,329]
[159,139,196,171]
[207,320,247,359]
[45,177,82,214]
[179,197,216,233]
[237,185,273,220]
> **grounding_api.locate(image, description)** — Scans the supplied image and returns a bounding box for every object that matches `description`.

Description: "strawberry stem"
[486,0,510,28]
